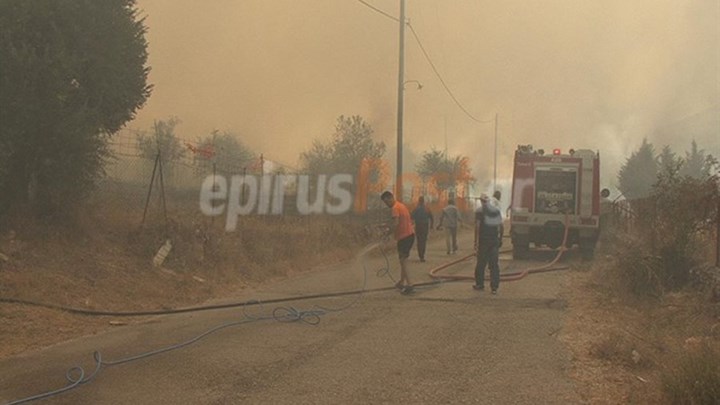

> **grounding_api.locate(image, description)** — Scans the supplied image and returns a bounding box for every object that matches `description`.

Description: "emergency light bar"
[553,148,561,155]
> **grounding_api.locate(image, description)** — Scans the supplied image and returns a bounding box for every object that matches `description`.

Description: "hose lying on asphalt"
[0,241,381,317]
[1,220,571,317]
[4,241,391,405]
[4,229,576,404]
[0,240,448,317]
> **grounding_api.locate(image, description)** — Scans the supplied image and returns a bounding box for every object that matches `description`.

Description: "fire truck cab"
[509,145,608,260]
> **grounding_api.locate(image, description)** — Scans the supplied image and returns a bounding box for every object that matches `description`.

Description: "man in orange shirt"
[381,191,415,294]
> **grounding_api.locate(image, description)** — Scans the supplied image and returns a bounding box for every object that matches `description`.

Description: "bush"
[662,343,720,404]
[609,235,665,298]
[622,173,720,294]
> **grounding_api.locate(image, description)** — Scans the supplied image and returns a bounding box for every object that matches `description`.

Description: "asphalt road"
[1,230,582,404]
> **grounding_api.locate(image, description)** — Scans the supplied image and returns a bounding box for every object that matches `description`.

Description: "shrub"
[591,332,633,364]
[624,173,719,294]
[662,343,720,404]
[609,235,665,298]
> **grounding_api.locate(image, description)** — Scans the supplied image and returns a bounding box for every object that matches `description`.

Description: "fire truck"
[509,145,608,260]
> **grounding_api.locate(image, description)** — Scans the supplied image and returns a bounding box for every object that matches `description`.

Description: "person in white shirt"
[474,193,504,294]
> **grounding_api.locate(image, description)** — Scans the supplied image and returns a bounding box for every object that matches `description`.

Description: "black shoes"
[396,281,414,294]
[473,285,498,295]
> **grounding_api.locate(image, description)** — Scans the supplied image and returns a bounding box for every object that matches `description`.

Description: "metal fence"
[609,197,720,268]
[99,129,395,234]
[100,129,475,229]
[105,128,264,198]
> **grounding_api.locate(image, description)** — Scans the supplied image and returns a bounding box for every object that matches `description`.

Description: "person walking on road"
[474,193,504,294]
[381,191,415,294]
[492,190,502,209]
[437,198,460,255]
[411,196,434,262]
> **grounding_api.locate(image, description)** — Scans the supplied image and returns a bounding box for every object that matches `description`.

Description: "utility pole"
[716,199,719,267]
[395,0,406,200]
[444,116,448,159]
[493,113,498,191]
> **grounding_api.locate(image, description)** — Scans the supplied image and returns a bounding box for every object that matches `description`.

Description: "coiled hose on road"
[3,241,391,404]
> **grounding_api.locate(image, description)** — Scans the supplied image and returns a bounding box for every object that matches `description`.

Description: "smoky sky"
[131,0,719,190]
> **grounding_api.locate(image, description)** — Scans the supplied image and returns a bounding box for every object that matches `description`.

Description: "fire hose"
[3,225,575,404]
[429,215,571,282]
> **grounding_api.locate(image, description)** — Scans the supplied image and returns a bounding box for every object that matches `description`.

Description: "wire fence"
[97,129,395,234]
[609,197,720,268]
[99,129,475,225]
[105,128,264,195]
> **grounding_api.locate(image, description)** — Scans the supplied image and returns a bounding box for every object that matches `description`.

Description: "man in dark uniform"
[411,196,434,262]
[474,193,504,294]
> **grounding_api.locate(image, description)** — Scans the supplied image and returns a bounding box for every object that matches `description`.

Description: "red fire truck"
[509,145,608,260]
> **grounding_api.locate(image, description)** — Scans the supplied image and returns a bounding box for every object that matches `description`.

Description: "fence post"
[241,167,247,203]
[211,163,216,227]
[141,152,160,226]
[156,149,169,238]
[716,198,719,268]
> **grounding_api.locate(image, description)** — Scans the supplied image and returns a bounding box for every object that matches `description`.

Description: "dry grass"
[590,332,647,369]
[0,191,376,357]
[562,233,720,404]
[661,342,720,404]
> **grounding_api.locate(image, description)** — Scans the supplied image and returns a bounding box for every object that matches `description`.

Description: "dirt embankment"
[562,255,720,403]
[0,208,375,358]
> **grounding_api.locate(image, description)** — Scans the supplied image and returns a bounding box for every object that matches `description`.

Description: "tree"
[135,118,187,189]
[301,141,334,174]
[416,149,446,180]
[300,115,386,176]
[617,138,657,200]
[0,0,151,216]
[137,117,186,166]
[416,148,474,194]
[193,130,255,175]
[657,145,682,177]
[680,140,717,179]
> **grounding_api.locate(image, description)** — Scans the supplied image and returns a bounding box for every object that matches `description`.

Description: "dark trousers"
[415,222,429,259]
[475,238,500,290]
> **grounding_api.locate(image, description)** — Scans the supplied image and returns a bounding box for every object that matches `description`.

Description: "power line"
[354,1,494,125]
[355,0,399,22]
[407,22,494,124]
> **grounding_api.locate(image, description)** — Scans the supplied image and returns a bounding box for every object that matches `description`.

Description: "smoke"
[131,0,719,186]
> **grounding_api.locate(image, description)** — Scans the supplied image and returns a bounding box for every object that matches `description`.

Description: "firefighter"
[474,193,504,294]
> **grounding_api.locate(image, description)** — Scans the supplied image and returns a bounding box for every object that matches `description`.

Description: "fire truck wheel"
[579,241,595,261]
[512,238,530,260]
